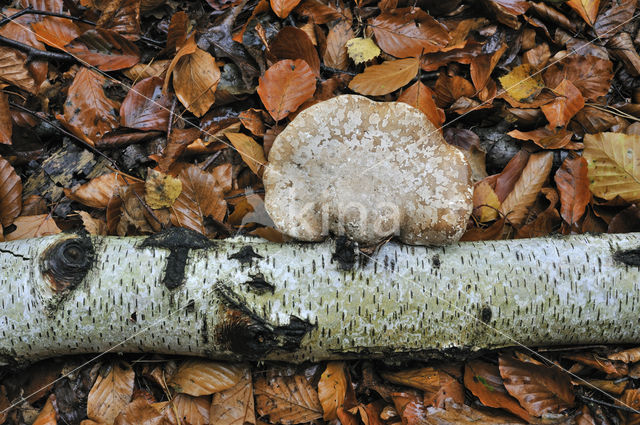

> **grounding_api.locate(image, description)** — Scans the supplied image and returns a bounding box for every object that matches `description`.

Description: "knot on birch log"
[42,236,93,291]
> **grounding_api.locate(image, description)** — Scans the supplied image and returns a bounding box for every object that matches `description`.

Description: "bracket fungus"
[263,95,473,246]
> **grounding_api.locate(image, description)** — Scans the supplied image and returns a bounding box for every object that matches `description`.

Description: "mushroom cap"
[263,95,473,246]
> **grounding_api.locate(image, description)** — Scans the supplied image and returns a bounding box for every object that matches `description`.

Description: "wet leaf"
[65,173,128,208]
[323,21,354,70]
[0,156,22,227]
[498,64,544,102]
[63,67,120,142]
[294,0,342,24]
[271,0,302,18]
[349,58,419,96]
[210,368,256,425]
[584,132,640,202]
[540,79,585,128]
[87,363,135,424]
[120,77,171,131]
[32,16,81,49]
[500,151,554,226]
[172,47,220,117]
[270,26,320,76]
[318,362,347,420]
[484,0,529,29]
[463,360,532,422]
[370,7,450,58]
[346,37,381,64]
[594,0,636,38]
[226,133,266,177]
[254,374,323,424]
[257,59,316,121]
[96,0,141,41]
[0,47,36,93]
[554,156,590,226]
[65,29,140,71]
[145,169,182,209]
[543,55,613,101]
[499,354,574,416]
[397,81,445,127]
[567,0,600,26]
[239,109,267,137]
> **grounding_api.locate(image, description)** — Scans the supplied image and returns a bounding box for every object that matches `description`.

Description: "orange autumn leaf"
[172,47,220,117]
[567,0,600,26]
[32,394,57,425]
[64,29,140,71]
[540,79,585,128]
[398,81,445,127]
[120,77,171,131]
[32,16,81,49]
[554,156,590,226]
[257,59,316,121]
[270,26,320,76]
[348,58,419,96]
[473,180,501,223]
[543,55,613,101]
[433,73,475,107]
[169,360,243,396]
[254,374,323,424]
[210,368,256,425]
[0,156,22,227]
[270,0,302,18]
[508,127,574,150]
[0,93,10,145]
[5,214,61,241]
[65,173,128,209]
[87,362,135,425]
[318,362,348,420]
[470,43,506,91]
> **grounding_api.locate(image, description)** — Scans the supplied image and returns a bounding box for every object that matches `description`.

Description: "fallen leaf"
[370,7,450,58]
[594,0,636,38]
[31,16,81,50]
[391,391,429,425]
[270,26,320,76]
[543,55,613,101]
[473,181,501,223]
[210,368,256,425]
[620,389,640,425]
[87,362,135,425]
[145,169,182,209]
[554,156,590,226]
[226,133,267,177]
[120,77,171,131]
[65,173,128,209]
[78,210,107,235]
[567,0,600,26]
[161,394,209,425]
[257,59,316,121]
[540,79,585,128]
[584,132,640,202]
[271,0,302,18]
[500,151,554,226]
[63,67,120,142]
[348,58,419,96]
[498,64,544,102]
[494,150,531,202]
[470,42,506,91]
[254,374,323,424]
[294,0,342,24]
[609,347,640,363]
[114,398,167,425]
[484,0,529,29]
[65,29,140,71]
[507,127,574,149]
[398,81,445,127]
[318,362,347,420]
[0,47,36,93]
[124,60,171,81]
[0,93,11,144]
[346,37,381,64]
[172,47,220,117]
[32,394,57,425]
[96,0,141,41]
[0,155,22,227]
[169,360,243,396]
[239,109,267,137]
[499,354,575,416]
[381,367,439,393]
[433,73,475,107]
[323,21,354,70]
[5,214,60,240]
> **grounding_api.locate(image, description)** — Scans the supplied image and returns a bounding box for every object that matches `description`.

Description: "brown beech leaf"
[270,26,320,76]
[32,394,57,425]
[20,0,63,12]
[87,363,135,424]
[159,394,209,425]
[114,398,167,425]
[500,151,554,226]
[541,79,585,128]
[65,173,128,208]
[609,347,640,363]
[381,367,439,393]
[0,47,36,93]
[567,0,600,26]
[78,210,107,235]
[433,73,475,107]
[565,353,628,377]
[515,188,561,238]
[470,42,507,92]
[163,11,189,54]
[65,29,140,71]
[63,68,120,142]
[155,128,201,173]
[484,0,529,29]
[398,81,445,127]
[226,133,267,177]
[120,77,171,131]
[257,59,316,121]
[554,156,590,226]
[348,58,419,96]
[271,0,302,18]
[96,0,141,41]
[463,360,532,422]
[494,150,530,202]
[499,354,575,416]
[124,60,171,81]
[323,20,354,70]
[609,204,640,233]
[370,7,450,58]
[171,165,227,236]
[32,16,81,49]
[0,156,21,227]
[210,368,256,425]
[462,217,505,241]
[169,360,243,396]
[318,362,347,420]
[507,127,574,150]
[0,93,11,145]
[254,374,323,424]
[239,108,267,137]
[294,0,342,24]
[5,214,61,241]
[172,47,220,117]
[543,55,612,101]
[391,391,429,425]
[594,0,636,38]
[619,389,640,425]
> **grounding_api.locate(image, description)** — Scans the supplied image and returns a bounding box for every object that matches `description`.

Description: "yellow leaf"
[226,133,267,177]
[473,181,501,223]
[145,168,182,209]
[584,132,640,202]
[348,58,419,96]
[345,38,381,64]
[498,64,544,102]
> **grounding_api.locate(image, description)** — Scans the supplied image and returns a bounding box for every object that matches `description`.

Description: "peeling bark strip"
[1,230,640,364]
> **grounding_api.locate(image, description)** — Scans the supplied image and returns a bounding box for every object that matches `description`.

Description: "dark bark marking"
[42,235,94,292]
[333,236,357,270]
[431,254,440,268]
[141,228,213,289]
[228,246,263,264]
[244,274,275,294]
[480,305,492,324]
[613,248,640,267]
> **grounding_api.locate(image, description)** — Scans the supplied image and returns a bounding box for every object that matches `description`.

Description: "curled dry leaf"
[257,59,316,121]
[87,362,135,425]
[370,7,450,58]
[210,368,256,425]
[323,21,354,70]
[65,173,127,209]
[270,0,302,18]
[169,359,243,396]
[499,354,575,416]
[484,0,529,29]
[120,77,171,131]
[318,362,348,420]
[554,156,590,226]
[254,374,323,424]
[348,58,419,96]
[346,37,381,64]
[0,156,22,227]
[124,60,171,81]
[470,42,506,92]
[270,26,320,76]
[64,29,140,71]
[172,47,220,117]
[63,68,120,142]
[226,133,266,177]
[507,127,574,150]
[500,151,554,226]
[433,73,475,107]
[609,347,640,363]
[78,210,107,235]
[540,79,585,128]
[584,132,640,202]
[145,169,182,209]
[397,81,445,127]
[294,0,342,24]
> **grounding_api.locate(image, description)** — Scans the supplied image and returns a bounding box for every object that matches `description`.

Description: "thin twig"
[578,394,640,414]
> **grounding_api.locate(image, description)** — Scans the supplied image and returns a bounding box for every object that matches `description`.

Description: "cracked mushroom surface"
[263,95,473,246]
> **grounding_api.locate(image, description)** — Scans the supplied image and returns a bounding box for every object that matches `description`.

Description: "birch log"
[1,228,640,365]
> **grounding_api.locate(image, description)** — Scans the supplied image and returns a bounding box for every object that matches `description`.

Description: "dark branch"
[0,35,74,62]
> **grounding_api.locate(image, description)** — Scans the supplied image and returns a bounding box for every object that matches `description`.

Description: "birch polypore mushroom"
[263,95,473,246]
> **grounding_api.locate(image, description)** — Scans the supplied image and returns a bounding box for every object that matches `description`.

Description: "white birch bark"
[1,231,639,364]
